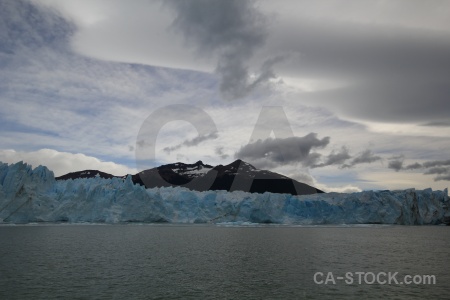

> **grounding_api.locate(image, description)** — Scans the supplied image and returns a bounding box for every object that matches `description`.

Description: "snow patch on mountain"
[170,162,213,178]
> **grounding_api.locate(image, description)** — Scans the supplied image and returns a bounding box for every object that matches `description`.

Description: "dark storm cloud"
[388,159,404,172]
[311,146,351,168]
[389,158,450,181]
[354,151,381,166]
[422,160,450,181]
[236,134,383,170]
[386,155,405,172]
[235,133,330,167]
[342,150,382,168]
[405,162,422,170]
[306,80,450,124]
[427,170,450,182]
[164,132,218,154]
[274,17,450,124]
[423,159,450,168]
[166,0,277,100]
[277,19,450,79]
[424,167,450,175]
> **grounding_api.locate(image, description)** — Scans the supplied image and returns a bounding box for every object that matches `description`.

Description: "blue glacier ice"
[0,161,449,225]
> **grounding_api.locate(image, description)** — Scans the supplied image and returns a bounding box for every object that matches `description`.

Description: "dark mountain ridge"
[56,159,324,195]
[56,170,117,180]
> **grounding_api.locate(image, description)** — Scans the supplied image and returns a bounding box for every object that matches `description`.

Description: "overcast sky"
[1,0,450,192]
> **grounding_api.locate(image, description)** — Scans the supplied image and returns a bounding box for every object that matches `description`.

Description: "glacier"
[0,161,449,225]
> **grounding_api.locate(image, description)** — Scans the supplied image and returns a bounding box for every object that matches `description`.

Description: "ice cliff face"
[0,162,449,225]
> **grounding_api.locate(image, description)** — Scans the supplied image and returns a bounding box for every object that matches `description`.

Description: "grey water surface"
[0,224,448,299]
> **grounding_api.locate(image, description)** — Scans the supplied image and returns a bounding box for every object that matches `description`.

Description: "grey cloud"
[326,147,351,165]
[247,55,285,89]
[164,132,219,154]
[342,150,382,168]
[387,155,405,172]
[421,160,450,182]
[302,152,322,169]
[164,132,218,154]
[389,158,450,181]
[351,150,382,165]
[183,132,219,147]
[312,146,351,168]
[167,0,277,100]
[424,167,450,175]
[423,159,450,168]
[163,145,181,154]
[388,159,404,172]
[271,14,450,124]
[405,162,422,170]
[276,19,450,80]
[235,133,329,168]
[306,80,450,124]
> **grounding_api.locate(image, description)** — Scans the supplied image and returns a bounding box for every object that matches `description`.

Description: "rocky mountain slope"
[56,159,323,195]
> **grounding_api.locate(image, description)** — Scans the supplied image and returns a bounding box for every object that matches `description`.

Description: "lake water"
[0,224,448,299]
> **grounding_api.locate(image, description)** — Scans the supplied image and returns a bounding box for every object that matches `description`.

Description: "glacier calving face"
[0,162,449,225]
